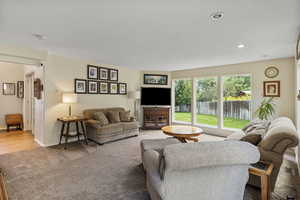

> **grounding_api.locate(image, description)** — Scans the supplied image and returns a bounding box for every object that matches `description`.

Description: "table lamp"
[62,93,77,116]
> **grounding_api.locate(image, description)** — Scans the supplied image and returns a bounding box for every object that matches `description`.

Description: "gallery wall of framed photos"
[74,65,127,95]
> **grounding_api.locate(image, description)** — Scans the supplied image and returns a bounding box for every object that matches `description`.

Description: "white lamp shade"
[62,93,77,103]
[128,91,141,99]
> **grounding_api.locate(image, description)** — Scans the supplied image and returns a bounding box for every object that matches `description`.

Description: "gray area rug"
[0,131,298,200]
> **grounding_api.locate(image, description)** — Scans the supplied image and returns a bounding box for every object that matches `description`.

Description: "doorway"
[25,73,34,133]
[0,61,44,155]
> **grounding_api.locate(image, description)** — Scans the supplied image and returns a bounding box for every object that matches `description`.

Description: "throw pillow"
[107,111,121,123]
[242,119,270,138]
[93,112,109,126]
[240,134,262,145]
[226,130,245,141]
[120,111,131,122]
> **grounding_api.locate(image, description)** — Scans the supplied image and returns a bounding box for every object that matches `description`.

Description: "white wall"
[0,62,24,129]
[172,57,296,134]
[43,54,141,146]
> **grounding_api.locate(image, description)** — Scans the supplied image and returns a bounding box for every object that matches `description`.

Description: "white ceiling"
[0,0,299,71]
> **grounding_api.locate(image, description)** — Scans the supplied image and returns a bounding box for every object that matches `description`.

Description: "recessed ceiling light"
[237,44,245,48]
[210,12,224,21]
[32,33,47,40]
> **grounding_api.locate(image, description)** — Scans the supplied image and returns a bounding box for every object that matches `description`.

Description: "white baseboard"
[34,138,46,147]
[41,135,86,147]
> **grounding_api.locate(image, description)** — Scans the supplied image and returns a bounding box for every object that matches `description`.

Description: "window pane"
[223,75,251,129]
[196,77,218,127]
[174,79,192,123]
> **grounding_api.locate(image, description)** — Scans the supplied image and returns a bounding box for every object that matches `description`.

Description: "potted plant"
[255,97,276,120]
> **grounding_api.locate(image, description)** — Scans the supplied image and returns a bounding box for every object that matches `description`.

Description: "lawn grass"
[174,112,250,129]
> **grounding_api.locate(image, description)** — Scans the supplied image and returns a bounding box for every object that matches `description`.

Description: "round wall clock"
[264,66,279,78]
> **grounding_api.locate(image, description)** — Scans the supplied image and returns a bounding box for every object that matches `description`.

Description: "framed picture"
[99,82,109,94]
[109,83,118,94]
[17,81,24,98]
[3,83,15,95]
[109,69,118,81]
[87,65,98,80]
[118,83,127,95]
[99,67,109,80]
[88,81,98,94]
[74,79,87,94]
[263,81,280,97]
[34,79,43,99]
[144,74,168,85]
[297,32,300,60]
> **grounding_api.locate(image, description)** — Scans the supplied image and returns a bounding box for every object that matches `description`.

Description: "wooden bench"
[5,114,23,132]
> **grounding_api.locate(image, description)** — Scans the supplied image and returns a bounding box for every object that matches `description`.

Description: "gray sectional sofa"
[83,107,139,144]
[142,140,260,200]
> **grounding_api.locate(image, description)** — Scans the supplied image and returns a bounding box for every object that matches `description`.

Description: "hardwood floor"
[0,130,39,155]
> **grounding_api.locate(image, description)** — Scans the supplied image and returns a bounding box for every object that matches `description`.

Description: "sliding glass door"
[174,79,192,123]
[195,77,218,127]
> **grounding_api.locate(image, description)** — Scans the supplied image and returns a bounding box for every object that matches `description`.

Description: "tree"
[196,78,217,102]
[223,76,250,100]
[175,80,192,106]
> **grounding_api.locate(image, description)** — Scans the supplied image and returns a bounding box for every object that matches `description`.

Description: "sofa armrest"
[85,119,102,129]
[144,150,160,174]
[163,141,260,172]
[259,132,299,154]
[144,150,164,196]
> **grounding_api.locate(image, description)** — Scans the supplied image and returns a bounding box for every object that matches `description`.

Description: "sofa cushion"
[96,123,123,135]
[226,130,245,141]
[120,111,131,122]
[83,107,125,119]
[121,121,139,130]
[240,134,262,145]
[93,112,109,126]
[107,111,121,123]
[242,119,270,137]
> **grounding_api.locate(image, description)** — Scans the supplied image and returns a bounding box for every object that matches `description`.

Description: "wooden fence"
[175,100,251,120]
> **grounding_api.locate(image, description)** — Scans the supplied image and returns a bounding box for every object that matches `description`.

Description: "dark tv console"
[142,107,170,130]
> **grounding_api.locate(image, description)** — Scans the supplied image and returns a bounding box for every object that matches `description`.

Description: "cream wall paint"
[43,54,140,146]
[0,62,24,129]
[172,57,296,134]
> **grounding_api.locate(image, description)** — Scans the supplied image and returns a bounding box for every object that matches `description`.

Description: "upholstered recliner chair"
[246,117,299,191]
[143,141,260,200]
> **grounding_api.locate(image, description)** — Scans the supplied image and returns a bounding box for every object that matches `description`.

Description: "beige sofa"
[227,117,299,191]
[83,107,139,144]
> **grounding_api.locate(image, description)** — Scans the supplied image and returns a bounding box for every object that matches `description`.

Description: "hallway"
[0,131,39,155]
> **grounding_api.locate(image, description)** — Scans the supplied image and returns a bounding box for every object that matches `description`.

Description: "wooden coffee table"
[162,125,203,143]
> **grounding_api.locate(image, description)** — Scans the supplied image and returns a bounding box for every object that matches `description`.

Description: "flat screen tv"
[141,87,171,106]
